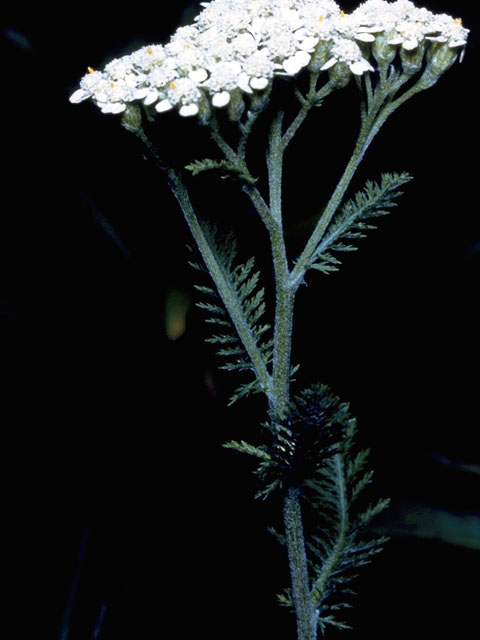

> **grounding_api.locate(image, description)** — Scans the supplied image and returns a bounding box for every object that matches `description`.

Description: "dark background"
[5,1,479,638]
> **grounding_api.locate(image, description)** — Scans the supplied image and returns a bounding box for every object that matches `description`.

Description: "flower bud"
[198,99,212,126]
[327,61,352,88]
[309,40,331,73]
[120,103,142,133]
[426,41,459,76]
[227,90,245,122]
[372,31,398,68]
[399,41,425,75]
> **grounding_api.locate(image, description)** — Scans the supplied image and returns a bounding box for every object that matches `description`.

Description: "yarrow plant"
[70,1,468,638]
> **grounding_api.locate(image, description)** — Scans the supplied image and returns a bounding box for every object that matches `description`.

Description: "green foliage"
[185,157,257,184]
[252,384,351,500]
[223,382,389,633]
[309,172,412,275]
[191,225,273,404]
[303,414,390,633]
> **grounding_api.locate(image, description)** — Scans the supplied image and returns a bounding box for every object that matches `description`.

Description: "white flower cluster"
[70,0,469,118]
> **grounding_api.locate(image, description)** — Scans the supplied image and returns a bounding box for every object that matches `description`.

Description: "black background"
[5,1,479,638]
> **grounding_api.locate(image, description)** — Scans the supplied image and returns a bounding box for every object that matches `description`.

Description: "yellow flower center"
[340,10,345,18]
[454,18,462,25]
[88,67,95,74]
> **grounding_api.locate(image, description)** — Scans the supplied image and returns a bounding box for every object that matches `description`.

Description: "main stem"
[136,68,433,639]
[266,109,316,640]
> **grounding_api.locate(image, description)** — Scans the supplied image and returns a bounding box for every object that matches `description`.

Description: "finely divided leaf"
[310,172,412,275]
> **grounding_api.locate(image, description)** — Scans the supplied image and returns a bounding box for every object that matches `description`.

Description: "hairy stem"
[284,488,317,640]
[266,109,314,640]
[167,167,272,397]
[290,71,414,287]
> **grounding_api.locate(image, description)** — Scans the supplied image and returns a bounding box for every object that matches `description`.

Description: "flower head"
[69,1,469,119]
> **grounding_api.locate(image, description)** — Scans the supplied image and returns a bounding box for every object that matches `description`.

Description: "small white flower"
[130,45,166,72]
[104,57,133,80]
[321,38,374,75]
[167,77,203,108]
[389,20,426,50]
[427,15,469,49]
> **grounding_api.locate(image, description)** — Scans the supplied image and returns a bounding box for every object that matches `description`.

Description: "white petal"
[402,39,419,51]
[388,37,404,45]
[238,73,253,94]
[179,103,199,117]
[133,87,150,100]
[227,60,242,75]
[249,77,269,90]
[356,32,376,43]
[143,90,159,105]
[189,68,208,83]
[212,91,231,107]
[298,36,318,51]
[69,89,89,103]
[95,92,108,104]
[350,61,368,75]
[281,9,303,30]
[100,103,115,113]
[155,99,173,113]
[294,50,312,68]
[283,57,302,75]
[320,57,337,71]
[110,103,126,114]
[361,26,384,33]
[294,28,308,41]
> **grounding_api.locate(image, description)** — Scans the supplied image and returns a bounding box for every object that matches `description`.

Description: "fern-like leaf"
[221,381,389,631]
[185,157,257,184]
[309,172,412,274]
[192,225,273,404]
[303,412,389,632]
[223,440,271,461]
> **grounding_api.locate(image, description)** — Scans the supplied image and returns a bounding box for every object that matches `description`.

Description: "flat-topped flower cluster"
[70,0,468,118]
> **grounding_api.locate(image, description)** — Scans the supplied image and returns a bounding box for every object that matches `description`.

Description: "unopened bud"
[399,41,425,75]
[309,41,331,73]
[227,90,245,122]
[426,41,459,76]
[327,61,352,88]
[372,31,398,68]
[120,103,142,133]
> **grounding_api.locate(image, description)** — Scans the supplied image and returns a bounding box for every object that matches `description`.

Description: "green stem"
[266,110,314,640]
[290,71,420,288]
[284,488,317,640]
[167,167,272,397]
[266,112,295,418]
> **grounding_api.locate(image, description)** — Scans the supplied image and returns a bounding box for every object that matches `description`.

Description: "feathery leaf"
[309,172,412,275]
[192,224,272,404]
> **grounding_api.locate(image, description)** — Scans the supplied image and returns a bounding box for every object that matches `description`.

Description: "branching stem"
[137,67,431,640]
[167,167,272,397]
